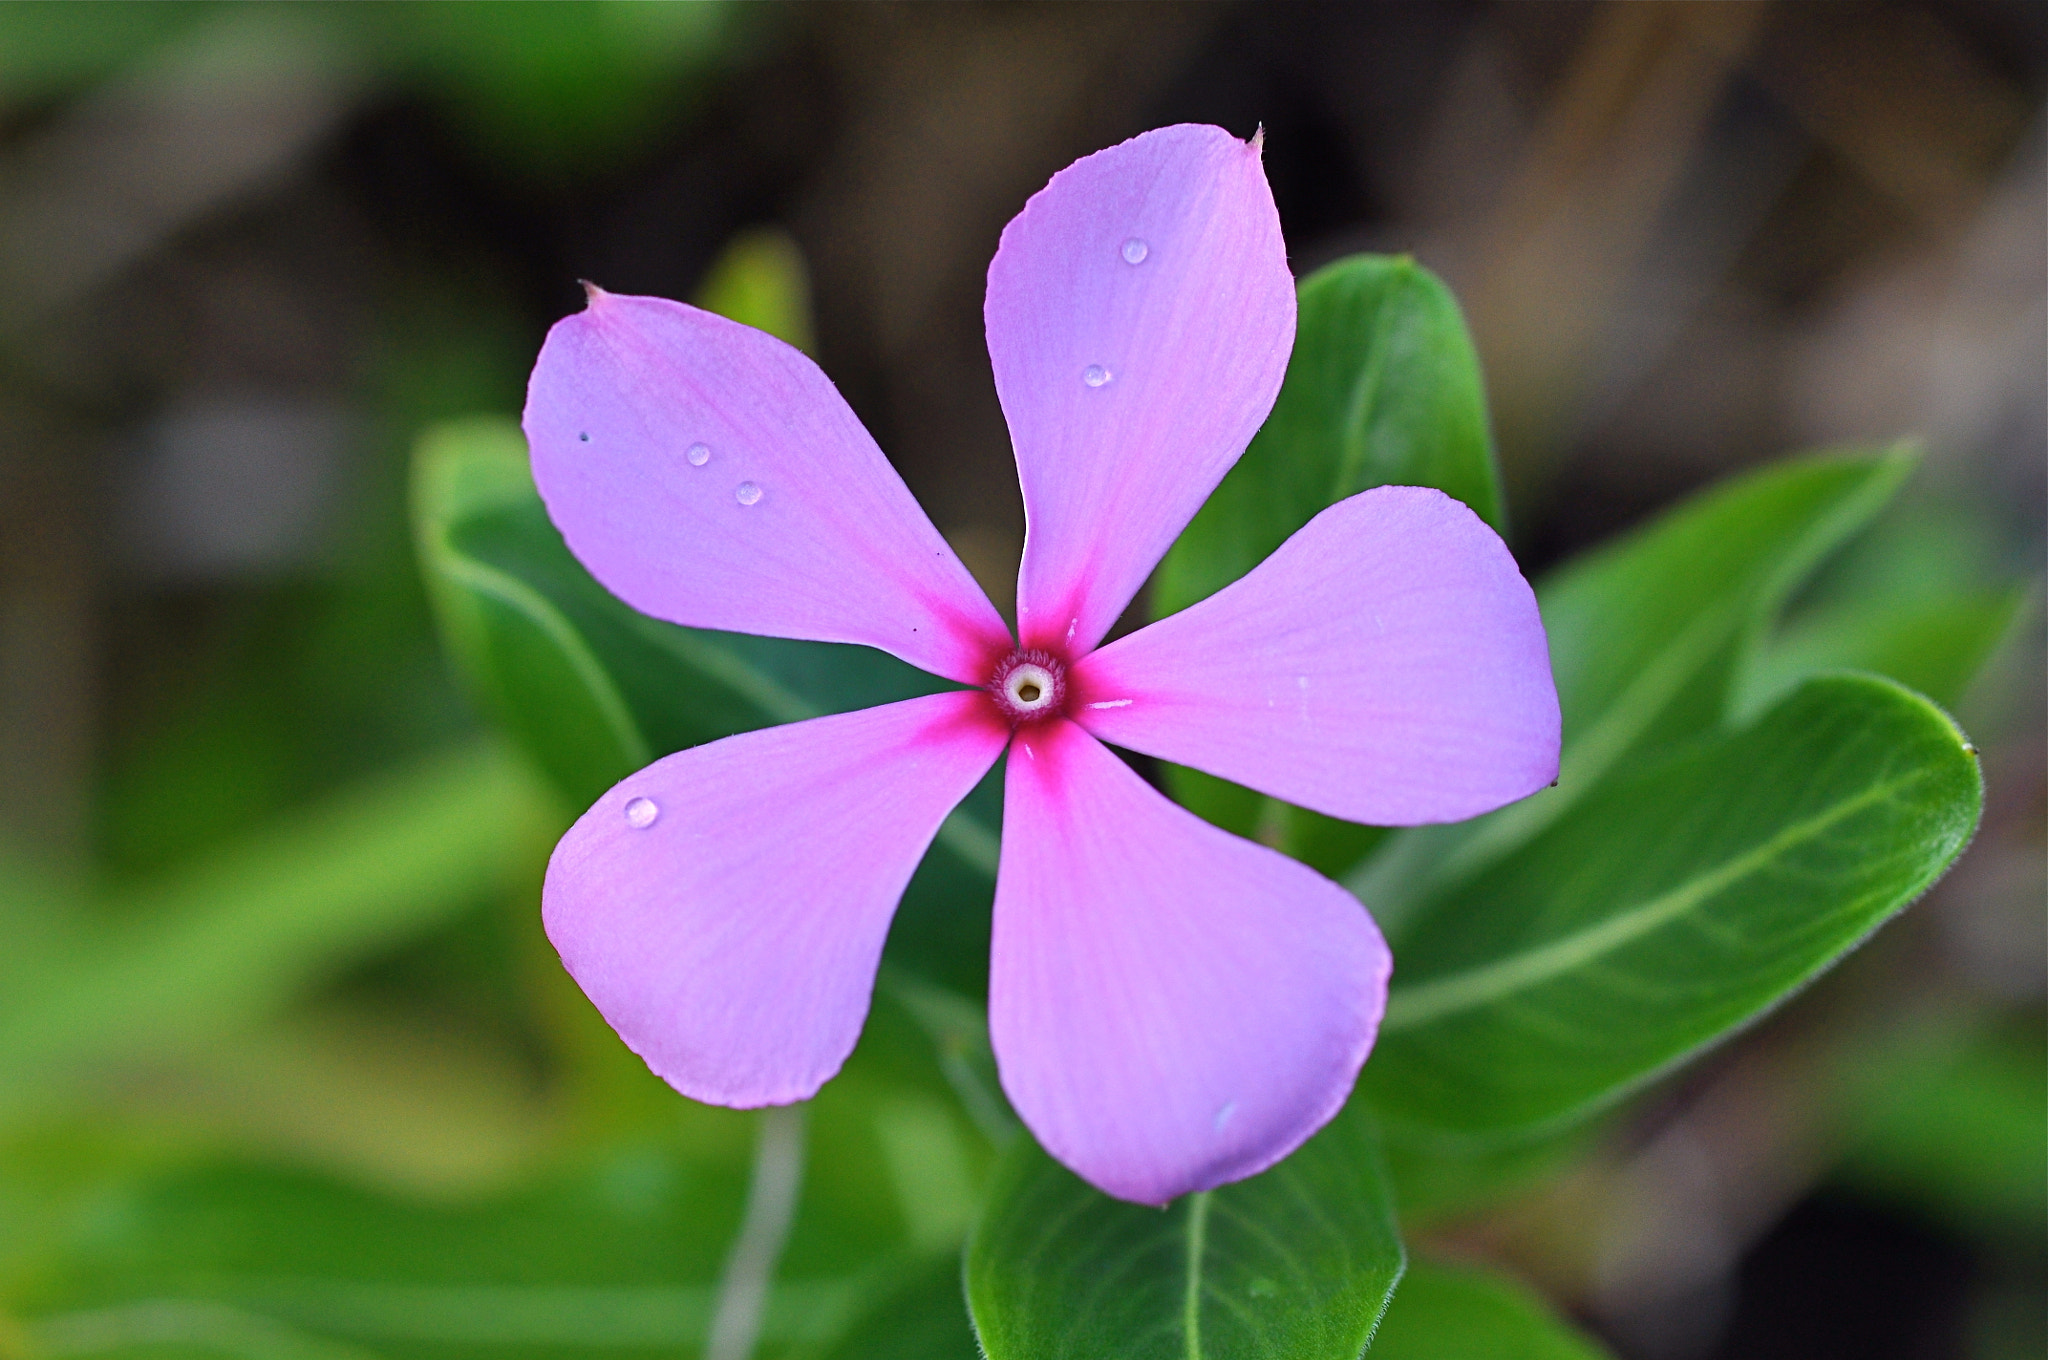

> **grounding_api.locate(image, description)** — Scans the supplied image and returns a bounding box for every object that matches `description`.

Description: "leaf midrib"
[1182,1190,1212,1360]
[436,546,653,769]
[1327,283,1401,506]
[1380,772,1916,1031]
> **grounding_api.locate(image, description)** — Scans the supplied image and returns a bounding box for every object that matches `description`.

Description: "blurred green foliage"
[1367,1261,1610,1360]
[0,2,738,177]
[0,9,2035,1352]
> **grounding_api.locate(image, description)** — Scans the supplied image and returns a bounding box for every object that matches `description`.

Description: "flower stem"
[705,1104,807,1360]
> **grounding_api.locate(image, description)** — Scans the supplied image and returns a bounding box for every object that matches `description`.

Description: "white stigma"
[1005,662,1058,714]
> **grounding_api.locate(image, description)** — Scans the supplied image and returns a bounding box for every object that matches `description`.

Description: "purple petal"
[545,692,1009,1107]
[987,125,1296,656]
[991,719,1388,1205]
[526,291,1012,684]
[1074,486,1560,826]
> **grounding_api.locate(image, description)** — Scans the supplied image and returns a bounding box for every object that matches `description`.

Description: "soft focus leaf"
[139,1002,556,1198]
[411,416,1000,993]
[1362,674,1982,1136]
[6,1150,820,1357]
[3,987,991,1357]
[0,742,551,1120]
[344,2,735,175]
[413,416,949,798]
[1355,449,1915,923]
[694,227,816,355]
[966,1104,1402,1360]
[1835,1019,2047,1246]
[816,1252,978,1360]
[1376,1119,1601,1229]
[1737,583,2030,718]
[1367,1260,1612,1359]
[1154,254,1499,867]
[414,418,648,807]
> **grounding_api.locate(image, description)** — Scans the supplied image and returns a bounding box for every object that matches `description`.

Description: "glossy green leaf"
[1367,1261,1611,1359]
[1157,254,1501,619]
[1362,674,1982,1136]
[966,1104,1403,1360]
[1354,449,1917,922]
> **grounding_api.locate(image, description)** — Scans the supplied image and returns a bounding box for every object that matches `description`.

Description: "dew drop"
[685,442,711,466]
[734,480,763,506]
[623,796,659,829]
[1082,364,1111,388]
[1121,237,1149,265]
[1213,1101,1237,1131]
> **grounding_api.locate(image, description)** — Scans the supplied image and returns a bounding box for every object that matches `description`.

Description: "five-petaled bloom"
[525,125,1559,1206]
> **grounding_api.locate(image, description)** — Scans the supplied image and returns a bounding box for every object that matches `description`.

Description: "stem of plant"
[706,1104,807,1360]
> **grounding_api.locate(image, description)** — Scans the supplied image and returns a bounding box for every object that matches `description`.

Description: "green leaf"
[1361,673,1982,1137]
[4,986,995,1355]
[817,1252,979,1360]
[413,416,954,808]
[1367,1260,1612,1359]
[0,742,552,1120]
[1375,1120,1601,1229]
[1354,449,1917,923]
[965,1104,1403,1360]
[1154,254,1499,867]
[1737,584,2031,719]
[1157,254,1501,620]
[412,415,960,784]
[411,416,1001,993]
[1835,1019,2047,1246]
[414,418,648,807]
[694,226,816,355]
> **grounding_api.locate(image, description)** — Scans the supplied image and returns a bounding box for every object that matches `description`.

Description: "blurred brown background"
[0,4,2039,1358]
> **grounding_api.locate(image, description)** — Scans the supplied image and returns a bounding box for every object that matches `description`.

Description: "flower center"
[987,649,1068,725]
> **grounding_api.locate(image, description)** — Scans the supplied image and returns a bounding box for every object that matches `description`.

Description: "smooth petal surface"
[1075,485,1559,826]
[526,291,1011,684]
[991,720,1389,1204]
[544,692,1008,1107]
[988,124,1296,655]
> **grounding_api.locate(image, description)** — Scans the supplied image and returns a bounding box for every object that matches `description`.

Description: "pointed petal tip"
[992,119,1295,654]
[579,279,612,309]
[1251,123,1266,155]
[524,287,1010,680]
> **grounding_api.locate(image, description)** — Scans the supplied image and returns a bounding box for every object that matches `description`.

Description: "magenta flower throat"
[524,125,1560,1206]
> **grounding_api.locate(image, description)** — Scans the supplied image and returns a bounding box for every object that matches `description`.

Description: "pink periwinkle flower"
[524,125,1559,1206]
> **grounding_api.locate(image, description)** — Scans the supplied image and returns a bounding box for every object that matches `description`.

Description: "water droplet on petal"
[734,480,763,506]
[1213,1101,1237,1131]
[1082,365,1110,388]
[685,442,710,466]
[623,796,659,829]
[1121,237,1149,265]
